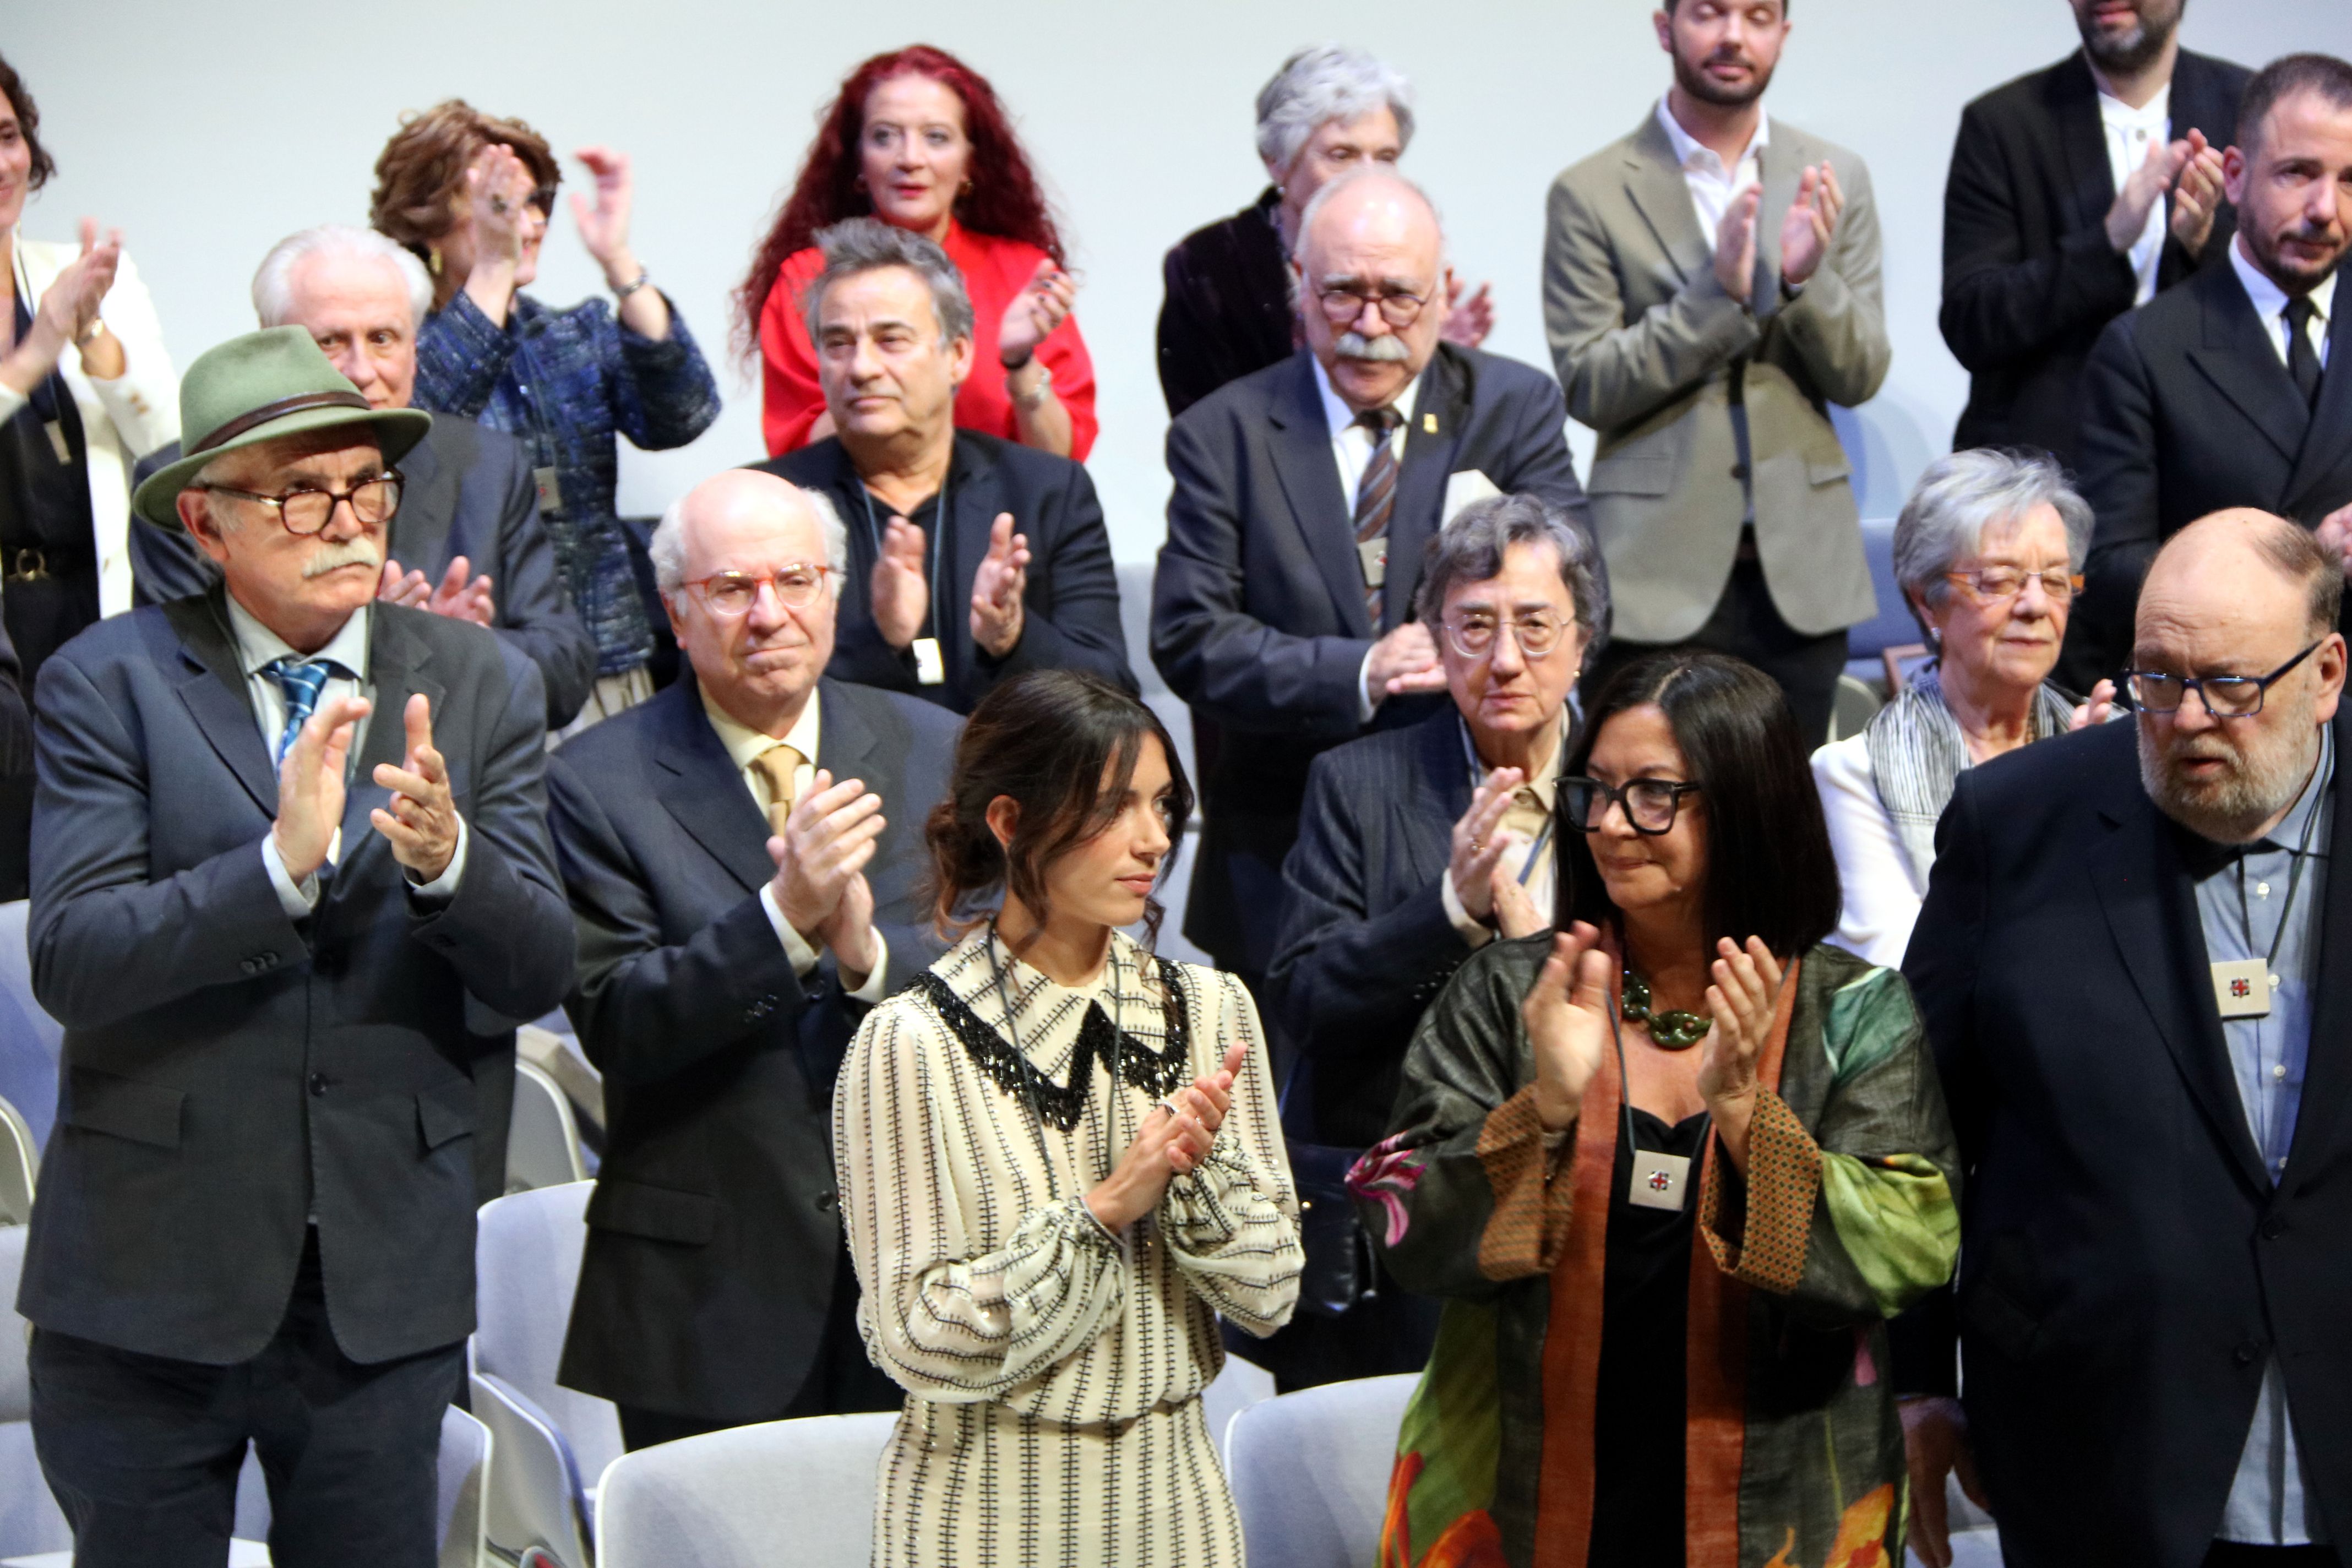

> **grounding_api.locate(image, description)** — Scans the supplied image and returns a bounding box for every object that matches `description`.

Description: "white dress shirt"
[699,684,889,1001]
[1656,95,1768,244]
[232,597,469,916]
[1313,357,1427,722]
[2098,85,2172,306]
[2231,236,2334,373]
[1440,716,1567,947]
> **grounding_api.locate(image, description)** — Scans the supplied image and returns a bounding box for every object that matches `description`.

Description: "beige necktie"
[750,744,805,837]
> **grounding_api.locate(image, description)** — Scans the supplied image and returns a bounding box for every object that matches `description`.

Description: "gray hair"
[649,482,848,596]
[1255,45,1416,176]
[252,224,433,330]
[1415,494,1611,659]
[801,218,975,346]
[1893,449,2094,632]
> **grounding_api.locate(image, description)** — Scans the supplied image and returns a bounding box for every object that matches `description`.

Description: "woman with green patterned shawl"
[1348,653,1961,1568]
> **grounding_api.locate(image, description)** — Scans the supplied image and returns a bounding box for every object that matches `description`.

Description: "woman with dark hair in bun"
[833,668,1300,1567]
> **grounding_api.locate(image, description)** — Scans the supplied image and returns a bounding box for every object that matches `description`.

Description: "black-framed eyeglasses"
[1560,775,1703,836]
[683,565,834,616]
[1313,283,1431,329]
[197,471,402,536]
[2122,640,2323,718]
[1443,611,1570,660]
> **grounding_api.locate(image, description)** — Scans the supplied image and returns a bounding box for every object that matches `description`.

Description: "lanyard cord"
[984,922,1130,1206]
[2238,742,2331,976]
[1459,718,1558,888]
[858,467,951,651]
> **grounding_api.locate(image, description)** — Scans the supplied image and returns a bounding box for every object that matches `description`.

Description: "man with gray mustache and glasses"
[1898,508,2352,1568]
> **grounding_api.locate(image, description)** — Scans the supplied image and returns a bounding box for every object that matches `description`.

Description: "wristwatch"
[74,317,106,347]
[1009,363,1054,412]
[612,269,653,300]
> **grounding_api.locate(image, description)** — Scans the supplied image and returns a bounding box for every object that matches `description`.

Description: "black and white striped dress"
[834,928,1302,1567]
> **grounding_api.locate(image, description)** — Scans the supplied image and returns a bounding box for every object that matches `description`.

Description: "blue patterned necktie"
[266,657,335,765]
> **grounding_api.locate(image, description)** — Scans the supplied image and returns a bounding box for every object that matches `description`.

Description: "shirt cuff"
[1439,869,1497,949]
[842,932,890,1003]
[260,834,320,919]
[1358,647,1379,725]
[761,881,824,978]
[403,814,468,904]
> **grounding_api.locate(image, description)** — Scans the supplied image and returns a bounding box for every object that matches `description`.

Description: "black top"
[0,294,99,695]
[1590,1105,1709,1568]
[1156,187,1297,419]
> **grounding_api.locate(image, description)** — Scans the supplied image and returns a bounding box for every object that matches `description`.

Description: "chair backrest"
[1225,1373,1417,1568]
[473,1181,622,1485]
[0,1098,35,1227]
[1113,561,1198,788]
[1200,1351,1276,1458]
[0,1225,72,1561]
[595,1411,898,1568]
[436,1403,494,1568]
[505,1059,587,1195]
[0,901,58,1152]
[1845,516,1917,662]
[471,1371,595,1568]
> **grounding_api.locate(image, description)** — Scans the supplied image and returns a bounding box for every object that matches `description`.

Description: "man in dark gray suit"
[132,225,597,728]
[1153,168,1589,999]
[549,467,956,1449]
[21,326,575,1567]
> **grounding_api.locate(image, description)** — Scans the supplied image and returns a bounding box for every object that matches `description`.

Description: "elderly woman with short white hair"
[1155,44,1492,417]
[1812,449,2114,966]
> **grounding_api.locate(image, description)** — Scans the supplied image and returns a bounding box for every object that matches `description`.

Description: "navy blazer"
[754,432,1135,716]
[1267,707,1491,1147]
[1151,343,1589,971]
[19,589,573,1365]
[132,417,600,728]
[548,674,956,1420]
[1901,712,2352,1566]
[2064,263,2352,688]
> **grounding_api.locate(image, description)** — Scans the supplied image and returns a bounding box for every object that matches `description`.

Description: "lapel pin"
[1422,413,1438,434]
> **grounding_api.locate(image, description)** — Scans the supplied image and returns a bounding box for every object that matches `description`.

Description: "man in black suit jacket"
[2067,56,2352,689]
[549,468,957,1449]
[132,225,599,728]
[753,219,1131,715]
[1941,1,2246,467]
[1899,511,2352,1568]
[1153,170,1589,989]
[23,328,575,1567]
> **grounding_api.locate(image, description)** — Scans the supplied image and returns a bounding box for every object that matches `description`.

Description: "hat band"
[189,390,376,456]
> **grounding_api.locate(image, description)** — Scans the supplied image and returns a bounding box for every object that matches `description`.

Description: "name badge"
[2211,958,2273,1019]
[1357,536,1388,589]
[1629,1149,1692,1212]
[531,465,562,516]
[43,420,72,466]
[912,636,946,686]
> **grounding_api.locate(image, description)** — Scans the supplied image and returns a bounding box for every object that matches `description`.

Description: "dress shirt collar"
[700,679,822,773]
[2258,724,2333,858]
[226,594,372,683]
[2232,233,2333,340]
[1463,709,1570,812]
[1311,354,1425,441]
[2095,81,2170,134]
[1656,94,1770,177]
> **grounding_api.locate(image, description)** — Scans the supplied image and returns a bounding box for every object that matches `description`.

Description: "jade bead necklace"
[1621,968,1711,1050]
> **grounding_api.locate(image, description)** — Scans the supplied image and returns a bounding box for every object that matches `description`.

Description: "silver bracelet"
[1008,362,1054,412]
[612,269,653,301]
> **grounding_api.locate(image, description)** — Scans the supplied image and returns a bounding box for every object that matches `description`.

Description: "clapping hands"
[1085,1043,1249,1232]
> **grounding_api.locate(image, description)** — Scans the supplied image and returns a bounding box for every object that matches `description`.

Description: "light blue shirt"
[2188,726,2331,1546]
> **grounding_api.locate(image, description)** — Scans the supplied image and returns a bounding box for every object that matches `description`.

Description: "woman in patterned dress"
[834,669,1302,1568]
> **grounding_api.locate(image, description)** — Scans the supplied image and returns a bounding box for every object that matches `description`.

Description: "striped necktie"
[266,657,335,765]
[1352,405,1403,631]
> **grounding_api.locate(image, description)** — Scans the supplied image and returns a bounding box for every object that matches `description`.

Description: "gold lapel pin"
[1422,412,1438,434]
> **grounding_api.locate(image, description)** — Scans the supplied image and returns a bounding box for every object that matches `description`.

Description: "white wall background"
[10,1,2349,559]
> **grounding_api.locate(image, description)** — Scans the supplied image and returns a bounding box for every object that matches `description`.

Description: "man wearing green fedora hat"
[18,325,575,1567]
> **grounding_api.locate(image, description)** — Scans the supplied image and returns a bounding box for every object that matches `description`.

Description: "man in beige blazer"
[1544,0,1888,744]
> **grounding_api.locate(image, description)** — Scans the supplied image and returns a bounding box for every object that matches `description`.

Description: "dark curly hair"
[925,671,1193,949]
[0,54,58,192]
[733,45,1066,362]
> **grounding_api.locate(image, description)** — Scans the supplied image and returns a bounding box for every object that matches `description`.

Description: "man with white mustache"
[1153,168,1589,1077]
[1901,508,2352,1567]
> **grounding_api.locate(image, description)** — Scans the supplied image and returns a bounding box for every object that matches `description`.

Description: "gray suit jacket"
[18,589,575,1364]
[132,417,599,729]
[1544,110,1890,643]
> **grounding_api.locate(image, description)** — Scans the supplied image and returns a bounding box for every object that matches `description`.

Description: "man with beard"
[1942,1,2246,472]
[1544,0,1887,749]
[1899,509,2352,1568]
[1153,168,1589,1060]
[2067,55,2352,690]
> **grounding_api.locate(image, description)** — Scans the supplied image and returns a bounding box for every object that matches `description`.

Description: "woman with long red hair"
[743,47,1096,461]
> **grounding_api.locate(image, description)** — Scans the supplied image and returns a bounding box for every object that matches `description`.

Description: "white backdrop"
[9,1,2348,558]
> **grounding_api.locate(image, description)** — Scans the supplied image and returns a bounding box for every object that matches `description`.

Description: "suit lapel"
[1621,115,1709,286]
[2283,269,2352,510]
[2051,53,2119,233]
[2089,790,2272,1194]
[654,677,778,895]
[166,591,279,820]
[2285,711,2352,1175]
[2187,269,2310,467]
[320,609,446,904]
[943,437,996,679]
[1265,354,1374,637]
[389,419,459,575]
[1385,349,1471,627]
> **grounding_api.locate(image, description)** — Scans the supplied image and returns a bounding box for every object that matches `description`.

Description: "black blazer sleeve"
[970,460,1135,700]
[1489,370,1593,534]
[480,447,597,729]
[2066,313,2164,687]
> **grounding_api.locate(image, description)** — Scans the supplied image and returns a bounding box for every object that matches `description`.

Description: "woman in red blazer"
[741,45,1097,462]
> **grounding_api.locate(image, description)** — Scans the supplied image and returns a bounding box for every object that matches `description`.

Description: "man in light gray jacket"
[1544,0,1888,744]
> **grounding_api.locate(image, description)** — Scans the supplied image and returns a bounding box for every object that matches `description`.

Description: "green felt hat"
[131,326,431,530]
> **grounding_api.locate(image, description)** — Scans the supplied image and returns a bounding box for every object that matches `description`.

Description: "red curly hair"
[733,45,1066,361]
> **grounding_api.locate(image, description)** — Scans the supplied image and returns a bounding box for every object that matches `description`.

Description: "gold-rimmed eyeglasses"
[1442,612,1569,660]
[683,565,834,616]
[1942,566,2082,606]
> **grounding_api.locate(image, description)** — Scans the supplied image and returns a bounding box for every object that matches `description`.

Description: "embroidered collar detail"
[916,958,1194,1131]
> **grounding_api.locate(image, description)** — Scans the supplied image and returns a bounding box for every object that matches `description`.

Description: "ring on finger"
[490,196,510,215]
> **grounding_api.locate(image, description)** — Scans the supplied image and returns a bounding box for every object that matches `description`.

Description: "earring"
[427,248,443,277]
